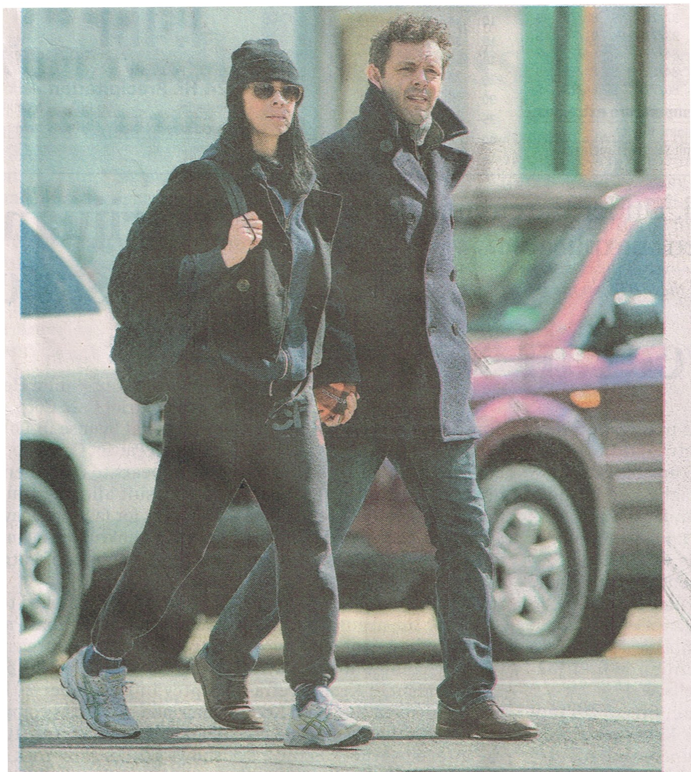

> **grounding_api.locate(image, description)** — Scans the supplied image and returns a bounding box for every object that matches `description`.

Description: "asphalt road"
[18,610,663,772]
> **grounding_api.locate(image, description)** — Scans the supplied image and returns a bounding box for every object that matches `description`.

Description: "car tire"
[20,469,83,679]
[481,464,589,660]
[563,596,630,657]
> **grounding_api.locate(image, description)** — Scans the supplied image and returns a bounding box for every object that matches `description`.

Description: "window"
[457,204,609,335]
[20,220,99,316]
[607,210,663,302]
[578,205,664,353]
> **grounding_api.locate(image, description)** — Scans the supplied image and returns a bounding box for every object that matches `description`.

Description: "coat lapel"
[429,145,472,200]
[391,149,430,199]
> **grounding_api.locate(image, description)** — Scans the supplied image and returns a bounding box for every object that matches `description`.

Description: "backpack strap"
[200,158,248,218]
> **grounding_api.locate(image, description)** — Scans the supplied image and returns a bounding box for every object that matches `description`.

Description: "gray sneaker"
[284,686,373,748]
[59,646,140,738]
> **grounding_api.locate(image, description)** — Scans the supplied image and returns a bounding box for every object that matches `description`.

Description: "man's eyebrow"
[395,58,441,68]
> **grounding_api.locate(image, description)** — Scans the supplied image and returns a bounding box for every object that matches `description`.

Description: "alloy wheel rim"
[19,505,62,649]
[490,502,568,638]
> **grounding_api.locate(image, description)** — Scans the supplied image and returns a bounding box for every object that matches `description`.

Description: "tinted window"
[458,204,612,335]
[20,220,99,316]
[606,210,664,303]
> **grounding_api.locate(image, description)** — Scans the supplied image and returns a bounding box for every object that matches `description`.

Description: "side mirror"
[612,292,663,339]
[587,293,663,356]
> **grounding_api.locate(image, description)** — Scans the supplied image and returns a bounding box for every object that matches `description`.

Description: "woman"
[59,39,370,749]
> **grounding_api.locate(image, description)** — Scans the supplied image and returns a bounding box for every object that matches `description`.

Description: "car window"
[458,204,612,336]
[605,210,664,303]
[576,206,664,352]
[21,220,100,316]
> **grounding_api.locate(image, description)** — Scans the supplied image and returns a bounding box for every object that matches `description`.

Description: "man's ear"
[366,63,383,89]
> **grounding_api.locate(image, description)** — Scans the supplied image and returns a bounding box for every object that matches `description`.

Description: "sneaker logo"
[298,714,335,737]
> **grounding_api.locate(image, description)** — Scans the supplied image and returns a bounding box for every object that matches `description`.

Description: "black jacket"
[108,155,343,402]
[313,84,477,441]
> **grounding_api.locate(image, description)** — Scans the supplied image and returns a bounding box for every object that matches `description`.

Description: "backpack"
[111,159,248,405]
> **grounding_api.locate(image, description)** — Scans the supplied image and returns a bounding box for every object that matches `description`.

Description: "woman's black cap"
[226,39,302,108]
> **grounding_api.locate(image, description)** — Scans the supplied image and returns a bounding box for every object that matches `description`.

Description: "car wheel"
[481,464,589,660]
[20,469,82,679]
[564,596,630,657]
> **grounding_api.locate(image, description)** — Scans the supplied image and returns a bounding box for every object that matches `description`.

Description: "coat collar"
[358,84,468,199]
[358,82,468,145]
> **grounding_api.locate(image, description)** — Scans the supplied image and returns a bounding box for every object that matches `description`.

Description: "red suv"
[135,182,663,665]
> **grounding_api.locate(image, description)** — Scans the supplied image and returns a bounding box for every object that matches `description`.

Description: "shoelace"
[101,676,134,719]
[319,699,353,718]
[482,699,505,716]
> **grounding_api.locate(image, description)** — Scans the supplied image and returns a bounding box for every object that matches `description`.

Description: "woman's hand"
[221,211,263,268]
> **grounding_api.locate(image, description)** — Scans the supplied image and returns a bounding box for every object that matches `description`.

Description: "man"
[194,15,538,741]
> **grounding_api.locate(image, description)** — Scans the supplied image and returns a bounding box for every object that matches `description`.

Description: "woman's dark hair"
[216,89,315,198]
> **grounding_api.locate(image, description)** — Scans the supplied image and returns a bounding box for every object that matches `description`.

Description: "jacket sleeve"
[108,161,231,331]
[312,141,361,385]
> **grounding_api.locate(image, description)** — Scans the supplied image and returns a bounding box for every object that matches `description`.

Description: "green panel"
[564,6,584,175]
[522,7,556,176]
[522,6,583,178]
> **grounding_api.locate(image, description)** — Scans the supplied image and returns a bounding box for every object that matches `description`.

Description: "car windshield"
[456,203,613,336]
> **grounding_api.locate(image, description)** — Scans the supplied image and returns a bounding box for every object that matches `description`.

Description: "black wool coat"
[108,155,343,402]
[313,84,477,441]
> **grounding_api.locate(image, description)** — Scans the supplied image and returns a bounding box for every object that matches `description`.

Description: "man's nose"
[272,89,288,105]
[411,67,428,84]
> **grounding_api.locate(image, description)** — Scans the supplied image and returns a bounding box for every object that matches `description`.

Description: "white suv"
[18,206,160,678]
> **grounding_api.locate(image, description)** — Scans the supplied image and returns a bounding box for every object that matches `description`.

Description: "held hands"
[221,211,263,268]
[315,383,359,427]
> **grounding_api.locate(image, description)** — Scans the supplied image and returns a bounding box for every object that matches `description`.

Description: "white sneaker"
[59,646,140,738]
[284,686,373,748]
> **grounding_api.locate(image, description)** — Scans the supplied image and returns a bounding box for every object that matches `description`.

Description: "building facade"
[20,6,665,289]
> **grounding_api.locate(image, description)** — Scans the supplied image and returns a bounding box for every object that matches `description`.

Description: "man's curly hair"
[369,14,453,75]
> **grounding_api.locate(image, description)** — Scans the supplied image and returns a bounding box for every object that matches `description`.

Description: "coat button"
[426,264,434,274]
[450,269,456,282]
[380,139,394,153]
[428,324,437,334]
[236,278,250,292]
[452,323,460,336]
[406,212,416,222]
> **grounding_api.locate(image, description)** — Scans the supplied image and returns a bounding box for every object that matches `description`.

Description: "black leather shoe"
[436,700,538,740]
[190,647,263,729]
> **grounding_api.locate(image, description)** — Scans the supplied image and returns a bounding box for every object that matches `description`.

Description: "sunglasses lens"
[253,83,275,99]
[251,83,303,102]
[283,85,303,102]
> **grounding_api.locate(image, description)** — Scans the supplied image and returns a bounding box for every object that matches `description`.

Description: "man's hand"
[315,383,359,427]
[221,211,263,268]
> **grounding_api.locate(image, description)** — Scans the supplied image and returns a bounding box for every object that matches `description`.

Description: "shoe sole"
[190,657,263,730]
[284,725,374,748]
[59,664,141,739]
[436,722,538,741]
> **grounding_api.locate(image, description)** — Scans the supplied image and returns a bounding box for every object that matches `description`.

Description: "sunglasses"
[249,82,304,103]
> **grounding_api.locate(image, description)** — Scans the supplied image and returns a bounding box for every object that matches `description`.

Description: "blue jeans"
[208,432,496,710]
